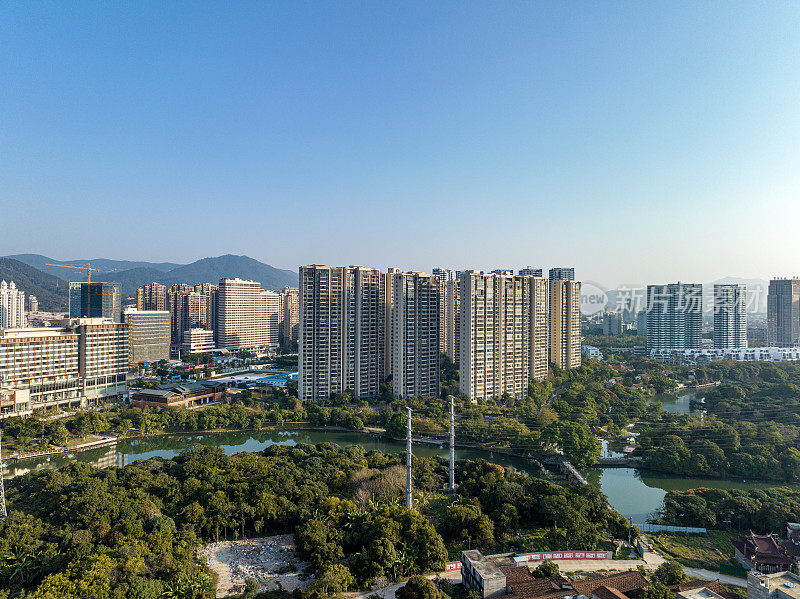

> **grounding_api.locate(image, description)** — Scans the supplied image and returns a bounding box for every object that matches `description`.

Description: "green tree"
[397,576,441,599]
[653,561,687,586]
[533,560,559,578]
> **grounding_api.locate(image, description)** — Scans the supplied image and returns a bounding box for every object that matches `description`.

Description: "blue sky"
[2,2,799,286]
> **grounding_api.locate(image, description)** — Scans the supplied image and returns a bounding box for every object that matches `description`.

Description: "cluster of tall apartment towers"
[297,265,581,403]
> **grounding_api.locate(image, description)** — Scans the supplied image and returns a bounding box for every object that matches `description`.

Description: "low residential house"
[733,533,794,573]
[130,381,226,408]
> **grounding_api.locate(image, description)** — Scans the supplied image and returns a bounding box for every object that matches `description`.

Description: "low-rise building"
[182,328,216,353]
[734,533,794,573]
[747,571,800,599]
[129,381,226,408]
[0,387,31,418]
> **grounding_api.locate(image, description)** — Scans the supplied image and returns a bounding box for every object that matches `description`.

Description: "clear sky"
[2,2,799,287]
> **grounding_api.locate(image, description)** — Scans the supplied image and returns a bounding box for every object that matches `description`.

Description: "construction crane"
[46,263,100,283]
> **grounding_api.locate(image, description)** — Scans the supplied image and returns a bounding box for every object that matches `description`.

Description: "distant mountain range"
[2,254,298,299]
[0,258,69,312]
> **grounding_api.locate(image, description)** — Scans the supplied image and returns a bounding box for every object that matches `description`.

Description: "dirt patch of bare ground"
[198,534,311,597]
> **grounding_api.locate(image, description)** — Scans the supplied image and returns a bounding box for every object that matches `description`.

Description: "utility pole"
[406,407,413,509]
[449,395,456,492]
[0,428,6,520]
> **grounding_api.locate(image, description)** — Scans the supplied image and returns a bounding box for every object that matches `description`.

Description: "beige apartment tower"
[136,282,167,311]
[550,279,581,369]
[390,272,440,398]
[217,278,279,350]
[529,276,550,381]
[299,265,386,402]
[280,287,300,345]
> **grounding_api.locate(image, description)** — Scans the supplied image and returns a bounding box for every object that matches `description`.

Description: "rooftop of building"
[502,568,649,599]
[750,571,800,599]
[462,550,508,585]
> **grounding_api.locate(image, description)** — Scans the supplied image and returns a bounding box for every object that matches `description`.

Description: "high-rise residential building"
[603,311,624,336]
[0,280,25,329]
[280,287,300,346]
[767,279,800,347]
[166,284,217,344]
[550,279,582,369]
[0,317,128,414]
[529,276,550,381]
[193,283,218,332]
[636,310,647,337]
[390,271,440,398]
[445,277,461,364]
[28,295,38,313]
[519,266,543,277]
[714,284,747,349]
[549,267,575,282]
[136,282,167,311]
[432,268,456,355]
[646,283,702,352]
[69,282,122,322]
[123,308,171,363]
[217,278,279,351]
[459,271,547,400]
[299,265,386,402]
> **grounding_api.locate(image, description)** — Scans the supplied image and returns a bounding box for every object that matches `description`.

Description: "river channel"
[6,420,795,524]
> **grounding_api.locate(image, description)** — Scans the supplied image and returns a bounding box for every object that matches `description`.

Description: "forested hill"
[6,253,298,298]
[0,258,68,312]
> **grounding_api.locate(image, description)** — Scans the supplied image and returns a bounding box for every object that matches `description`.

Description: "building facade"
[549,267,575,282]
[0,318,127,414]
[714,284,747,349]
[181,328,216,353]
[550,279,581,369]
[280,287,300,345]
[767,279,800,347]
[75,318,129,402]
[519,267,543,277]
[390,271,440,398]
[136,282,167,311]
[646,283,702,353]
[459,271,547,400]
[217,278,279,350]
[123,308,171,363]
[529,276,550,380]
[0,280,25,329]
[445,277,461,364]
[69,281,122,322]
[299,265,386,401]
[603,311,624,336]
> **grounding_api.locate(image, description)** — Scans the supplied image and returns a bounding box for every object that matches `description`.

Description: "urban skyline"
[3,3,800,286]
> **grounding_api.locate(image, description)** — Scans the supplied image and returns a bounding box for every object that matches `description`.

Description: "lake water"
[5,428,793,525]
[658,389,703,415]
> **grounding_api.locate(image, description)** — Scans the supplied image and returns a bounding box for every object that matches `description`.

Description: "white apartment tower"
[459,271,548,400]
[217,278,279,350]
[550,279,582,369]
[299,265,386,401]
[714,284,747,349]
[646,283,702,352]
[0,281,25,329]
[390,272,440,398]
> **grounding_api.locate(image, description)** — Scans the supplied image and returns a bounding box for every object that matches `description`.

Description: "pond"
[5,428,793,525]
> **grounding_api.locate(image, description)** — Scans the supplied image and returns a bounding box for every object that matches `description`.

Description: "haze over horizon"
[3,3,799,287]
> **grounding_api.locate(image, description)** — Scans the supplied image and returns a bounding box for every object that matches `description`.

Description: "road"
[348,570,462,599]
[684,567,747,588]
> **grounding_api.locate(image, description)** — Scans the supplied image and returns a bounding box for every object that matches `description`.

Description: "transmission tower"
[0,428,7,520]
[406,407,413,509]
[449,396,456,492]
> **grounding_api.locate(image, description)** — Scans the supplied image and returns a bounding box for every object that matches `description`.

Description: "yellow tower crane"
[46,263,100,283]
